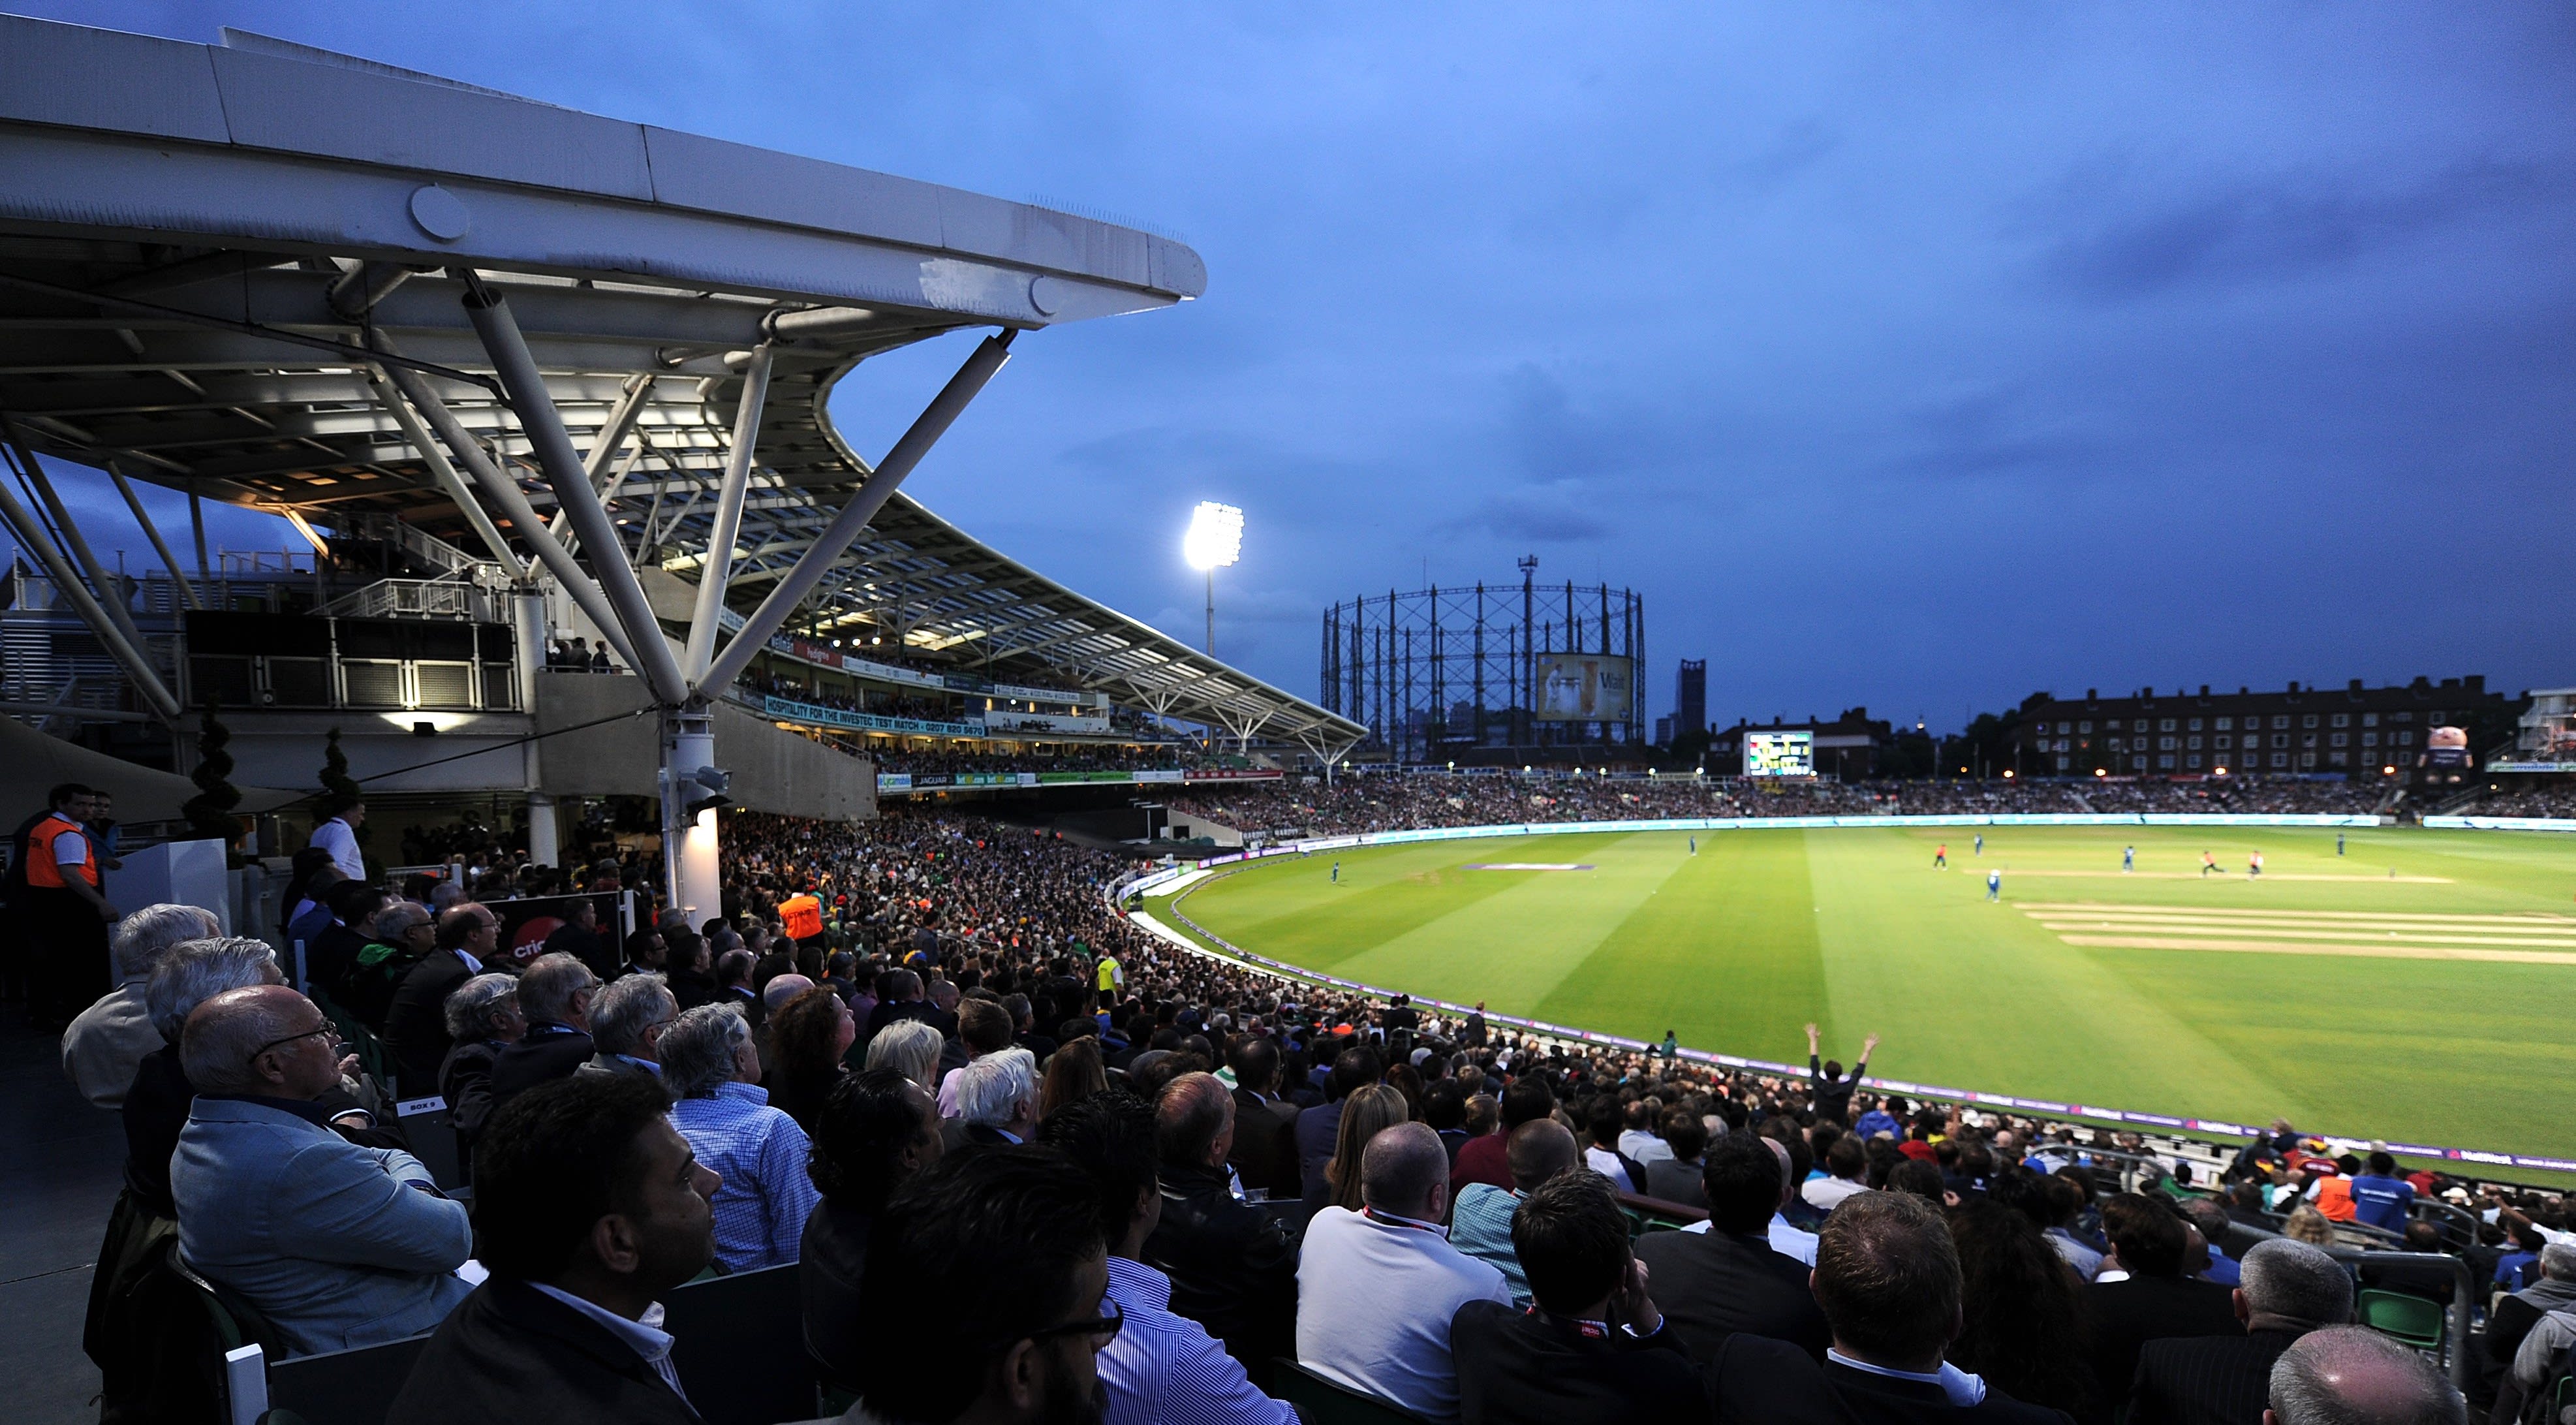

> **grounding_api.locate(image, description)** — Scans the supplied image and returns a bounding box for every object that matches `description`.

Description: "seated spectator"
[954,1046,1041,1148]
[1042,1091,1297,1425]
[2273,1326,2464,1425]
[2348,1151,2417,1235]
[1451,1119,1582,1306]
[2282,1204,2337,1247]
[1320,1083,1410,1212]
[1295,1046,1383,1200]
[1708,1189,2069,1424]
[865,1017,945,1092]
[2490,1239,2576,1406]
[1805,1131,1872,1212]
[1143,1071,1299,1386]
[1617,1098,1673,1165]
[660,1003,820,1271]
[386,1074,715,1425]
[2131,1237,2352,1425]
[123,936,286,1219]
[170,984,472,1355]
[1451,1172,1702,1425]
[385,901,498,1095]
[1226,1035,1302,1198]
[578,972,677,1080]
[307,879,385,1003]
[664,932,715,1011]
[767,985,856,1133]
[1296,1121,1509,1422]
[343,900,437,1037]
[845,1148,1114,1425]
[1040,1035,1109,1119]
[937,999,1017,1116]
[1452,1075,1553,1193]
[803,1069,943,1392]
[65,903,217,1108]
[1581,1098,1642,1192]
[437,972,521,1155]
[2177,1197,2243,1287]
[1948,1198,2098,1421]
[1643,1110,1709,1208]
[1634,1131,1832,1364]
[488,952,600,1109]
[2087,1194,2242,1405]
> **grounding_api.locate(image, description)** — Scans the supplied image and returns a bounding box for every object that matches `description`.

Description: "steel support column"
[684,342,773,682]
[0,456,179,719]
[104,461,202,610]
[10,431,152,655]
[364,368,525,580]
[546,372,655,545]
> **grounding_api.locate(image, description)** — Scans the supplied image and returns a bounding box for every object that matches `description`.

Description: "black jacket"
[1141,1159,1299,1382]
[1450,1300,1705,1425]
[800,1202,869,1391]
[1810,1054,1869,1123]
[1631,1226,1831,1364]
[1643,1158,1708,1209]
[489,1025,596,1110]
[1226,1088,1301,1197]
[2128,1325,2307,1425]
[384,950,473,1096]
[1712,1333,2074,1425]
[437,1039,506,1154]
[2083,1276,2242,1411]
[386,1277,700,1425]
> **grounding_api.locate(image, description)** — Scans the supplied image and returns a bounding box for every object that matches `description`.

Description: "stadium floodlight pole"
[683,342,775,683]
[696,328,1016,700]
[1183,501,1244,657]
[371,352,642,672]
[458,277,690,708]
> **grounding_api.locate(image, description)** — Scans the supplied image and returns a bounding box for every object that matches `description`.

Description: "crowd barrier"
[1112,812,2576,1179]
[2423,814,2576,832]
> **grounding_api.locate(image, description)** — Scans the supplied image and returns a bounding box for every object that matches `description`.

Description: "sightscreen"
[1532,653,1633,722]
[1744,730,1815,778]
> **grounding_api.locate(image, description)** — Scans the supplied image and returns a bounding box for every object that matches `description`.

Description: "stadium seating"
[1271,1358,1437,1425]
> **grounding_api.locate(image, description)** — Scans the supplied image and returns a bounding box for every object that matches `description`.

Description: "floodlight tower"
[1184,501,1244,656]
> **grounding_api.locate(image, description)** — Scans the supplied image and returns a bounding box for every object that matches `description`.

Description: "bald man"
[2270,1326,2464,1425]
[1296,1122,1510,1422]
[170,985,473,1355]
[1143,1072,1300,1386]
[1451,1118,1582,1306]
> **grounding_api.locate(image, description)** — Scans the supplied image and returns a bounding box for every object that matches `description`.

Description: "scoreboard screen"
[1744,730,1815,778]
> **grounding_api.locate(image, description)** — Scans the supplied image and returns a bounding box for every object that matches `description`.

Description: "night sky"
[15,3,2575,732]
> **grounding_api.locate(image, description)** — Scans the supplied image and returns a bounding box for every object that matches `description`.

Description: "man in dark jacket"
[384,902,499,1095]
[1805,1022,1878,1125]
[386,1074,714,1425]
[2129,1237,2351,1425]
[1710,1189,2072,1425]
[2086,1194,2243,1405]
[1225,1035,1301,1197]
[1452,1172,1703,1424]
[1294,1045,1380,1200]
[1632,1130,1831,1364]
[1141,1072,1299,1386]
[488,953,599,1110]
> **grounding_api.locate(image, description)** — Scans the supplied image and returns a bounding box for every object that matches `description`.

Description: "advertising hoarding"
[1533,653,1633,722]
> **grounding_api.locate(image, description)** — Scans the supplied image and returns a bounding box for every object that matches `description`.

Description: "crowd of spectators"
[47,796,2557,1425]
[2459,785,2576,819]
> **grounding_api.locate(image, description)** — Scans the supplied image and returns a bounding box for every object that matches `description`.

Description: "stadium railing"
[2213,1220,2474,1390]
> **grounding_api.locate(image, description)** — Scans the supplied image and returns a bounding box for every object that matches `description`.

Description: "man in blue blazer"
[170,984,473,1356]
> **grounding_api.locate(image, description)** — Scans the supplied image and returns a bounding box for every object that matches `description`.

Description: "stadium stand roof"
[0,16,1365,759]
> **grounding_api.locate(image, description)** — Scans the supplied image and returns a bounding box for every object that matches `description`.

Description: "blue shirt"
[1854,1109,1899,1140]
[1100,1255,1296,1425]
[2349,1174,2415,1234]
[1449,1183,1529,1305]
[668,1082,820,1272]
[2200,1249,2242,1287]
[2497,1251,2540,1288]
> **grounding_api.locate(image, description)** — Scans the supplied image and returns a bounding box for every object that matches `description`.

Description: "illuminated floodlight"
[1183,501,1245,571]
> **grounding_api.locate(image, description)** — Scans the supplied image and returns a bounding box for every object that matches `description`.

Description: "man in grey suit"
[578,973,677,1080]
[170,984,473,1356]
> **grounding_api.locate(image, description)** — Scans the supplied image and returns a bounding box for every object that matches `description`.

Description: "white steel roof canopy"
[0,16,1365,757]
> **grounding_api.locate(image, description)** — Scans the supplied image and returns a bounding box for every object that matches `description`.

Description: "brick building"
[2016,676,2515,779]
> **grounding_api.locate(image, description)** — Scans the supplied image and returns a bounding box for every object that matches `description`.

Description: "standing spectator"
[385,1074,716,1425]
[803,1069,943,1392]
[488,952,600,1109]
[170,985,473,1355]
[24,783,117,1029]
[845,1148,1115,1425]
[1042,1091,1297,1425]
[384,901,496,1095]
[2348,1152,2417,1235]
[437,973,521,1157]
[1143,1072,1300,1386]
[1450,1172,1703,1425]
[1634,1131,1833,1365]
[1296,1122,1510,1422]
[309,794,367,881]
[2273,1327,2464,1425]
[1805,1022,1878,1123]
[660,1003,820,1272]
[2130,1238,2353,1425]
[1453,1075,1553,1194]
[1707,1190,2070,1424]
[63,904,217,1108]
[578,973,677,1080]
[2087,1195,2243,1406]
[1451,1119,1581,1307]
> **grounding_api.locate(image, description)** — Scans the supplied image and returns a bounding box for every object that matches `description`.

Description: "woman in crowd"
[863,1018,944,1092]
[1037,1034,1107,1118]
[768,986,857,1133]
[801,1069,942,1392]
[438,972,523,1155]
[1947,1197,2097,1421]
[1320,1083,1411,1213]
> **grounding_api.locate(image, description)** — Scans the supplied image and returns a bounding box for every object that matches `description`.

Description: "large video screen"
[1744,729,1815,778]
[1534,653,1633,722]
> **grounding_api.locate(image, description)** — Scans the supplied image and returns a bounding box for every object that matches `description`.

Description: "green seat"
[1271,1360,1435,1425]
[2356,1288,2445,1351]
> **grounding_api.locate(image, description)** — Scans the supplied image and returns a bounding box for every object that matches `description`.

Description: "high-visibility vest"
[778,894,823,941]
[1096,956,1120,992]
[26,814,97,888]
[2315,1175,2356,1222]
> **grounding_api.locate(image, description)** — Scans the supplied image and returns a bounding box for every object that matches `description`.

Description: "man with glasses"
[386,901,501,1094]
[831,1147,1118,1425]
[169,984,473,1356]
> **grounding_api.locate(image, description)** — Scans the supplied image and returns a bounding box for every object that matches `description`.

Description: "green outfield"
[1168,824,2576,1165]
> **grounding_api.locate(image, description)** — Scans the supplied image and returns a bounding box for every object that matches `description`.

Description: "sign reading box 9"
[1744,729,1815,778]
